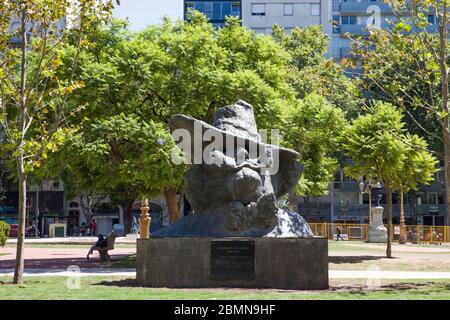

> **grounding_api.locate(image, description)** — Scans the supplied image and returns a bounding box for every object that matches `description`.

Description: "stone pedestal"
[125,233,138,240]
[137,237,328,290]
[368,206,387,243]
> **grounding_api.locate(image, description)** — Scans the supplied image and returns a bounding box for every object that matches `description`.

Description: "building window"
[428,14,435,24]
[231,2,241,15]
[284,3,294,16]
[185,2,194,12]
[251,3,266,16]
[341,15,357,25]
[311,4,320,16]
[203,2,213,19]
[332,37,341,58]
[332,0,340,12]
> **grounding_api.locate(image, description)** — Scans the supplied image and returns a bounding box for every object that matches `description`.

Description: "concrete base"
[125,233,138,240]
[368,230,388,243]
[137,237,328,290]
[368,206,387,243]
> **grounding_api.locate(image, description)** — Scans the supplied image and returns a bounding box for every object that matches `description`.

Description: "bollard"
[139,198,151,239]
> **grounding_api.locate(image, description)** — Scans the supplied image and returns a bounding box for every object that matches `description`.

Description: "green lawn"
[0,277,450,300]
[328,241,386,252]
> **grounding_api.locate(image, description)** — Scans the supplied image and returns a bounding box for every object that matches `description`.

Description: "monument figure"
[153,100,313,238]
[368,183,387,243]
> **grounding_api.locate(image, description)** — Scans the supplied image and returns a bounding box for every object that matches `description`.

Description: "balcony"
[341,22,439,37]
[340,1,392,14]
[342,23,388,36]
[340,24,370,36]
[344,66,364,77]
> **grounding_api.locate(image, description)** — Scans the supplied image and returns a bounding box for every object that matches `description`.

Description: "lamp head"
[359,181,365,193]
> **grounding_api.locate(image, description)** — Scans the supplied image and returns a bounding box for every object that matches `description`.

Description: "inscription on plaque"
[210,240,255,281]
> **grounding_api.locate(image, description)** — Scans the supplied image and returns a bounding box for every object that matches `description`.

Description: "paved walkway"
[0,247,136,269]
[2,269,450,279]
[5,236,137,245]
[0,268,136,277]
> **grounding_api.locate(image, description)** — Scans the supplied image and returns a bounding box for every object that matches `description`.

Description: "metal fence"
[309,223,450,244]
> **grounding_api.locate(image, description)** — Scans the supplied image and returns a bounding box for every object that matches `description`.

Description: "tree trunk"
[439,9,450,225]
[14,7,28,285]
[164,188,181,224]
[80,194,94,226]
[14,164,27,285]
[121,199,135,234]
[386,187,393,258]
[443,129,450,225]
[399,187,406,244]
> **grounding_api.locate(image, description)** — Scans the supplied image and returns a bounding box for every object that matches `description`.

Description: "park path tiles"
[0,247,136,269]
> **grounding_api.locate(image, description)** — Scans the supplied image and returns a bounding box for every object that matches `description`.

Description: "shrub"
[0,221,11,247]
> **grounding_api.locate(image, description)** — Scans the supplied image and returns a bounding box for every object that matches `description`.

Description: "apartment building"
[184,0,242,27]
[293,163,448,226]
[242,0,332,39]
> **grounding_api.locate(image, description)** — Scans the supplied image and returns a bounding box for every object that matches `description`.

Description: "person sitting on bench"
[87,234,108,260]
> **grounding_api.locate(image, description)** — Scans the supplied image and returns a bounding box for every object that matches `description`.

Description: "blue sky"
[113,0,183,31]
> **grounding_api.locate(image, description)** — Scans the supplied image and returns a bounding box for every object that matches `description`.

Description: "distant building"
[241,0,332,43]
[184,0,242,27]
[292,161,448,226]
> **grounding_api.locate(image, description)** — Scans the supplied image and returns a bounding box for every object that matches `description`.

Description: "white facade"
[242,0,333,55]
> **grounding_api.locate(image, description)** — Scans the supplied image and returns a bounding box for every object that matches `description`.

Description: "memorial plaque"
[210,240,255,281]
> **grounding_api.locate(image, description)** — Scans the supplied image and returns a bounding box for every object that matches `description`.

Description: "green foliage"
[283,94,347,196]
[47,14,301,201]
[51,13,298,137]
[61,114,186,198]
[272,24,360,117]
[354,28,444,154]
[0,0,114,176]
[0,221,11,247]
[342,102,437,190]
[48,13,354,202]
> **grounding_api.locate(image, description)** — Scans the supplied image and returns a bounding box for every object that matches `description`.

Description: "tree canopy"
[283,94,347,196]
[342,101,437,257]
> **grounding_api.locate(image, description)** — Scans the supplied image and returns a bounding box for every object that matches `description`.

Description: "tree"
[0,0,113,284]
[394,135,438,243]
[282,94,348,199]
[355,0,450,223]
[59,114,186,232]
[52,14,300,224]
[271,24,360,117]
[342,102,437,257]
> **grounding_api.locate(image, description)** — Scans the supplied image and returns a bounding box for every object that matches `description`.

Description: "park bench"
[90,232,117,261]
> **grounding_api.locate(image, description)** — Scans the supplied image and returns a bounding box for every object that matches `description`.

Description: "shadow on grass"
[105,254,136,269]
[329,255,394,264]
[329,282,439,296]
[95,278,138,287]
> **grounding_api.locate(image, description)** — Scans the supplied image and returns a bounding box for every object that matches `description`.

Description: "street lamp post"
[359,181,373,226]
[330,183,335,239]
